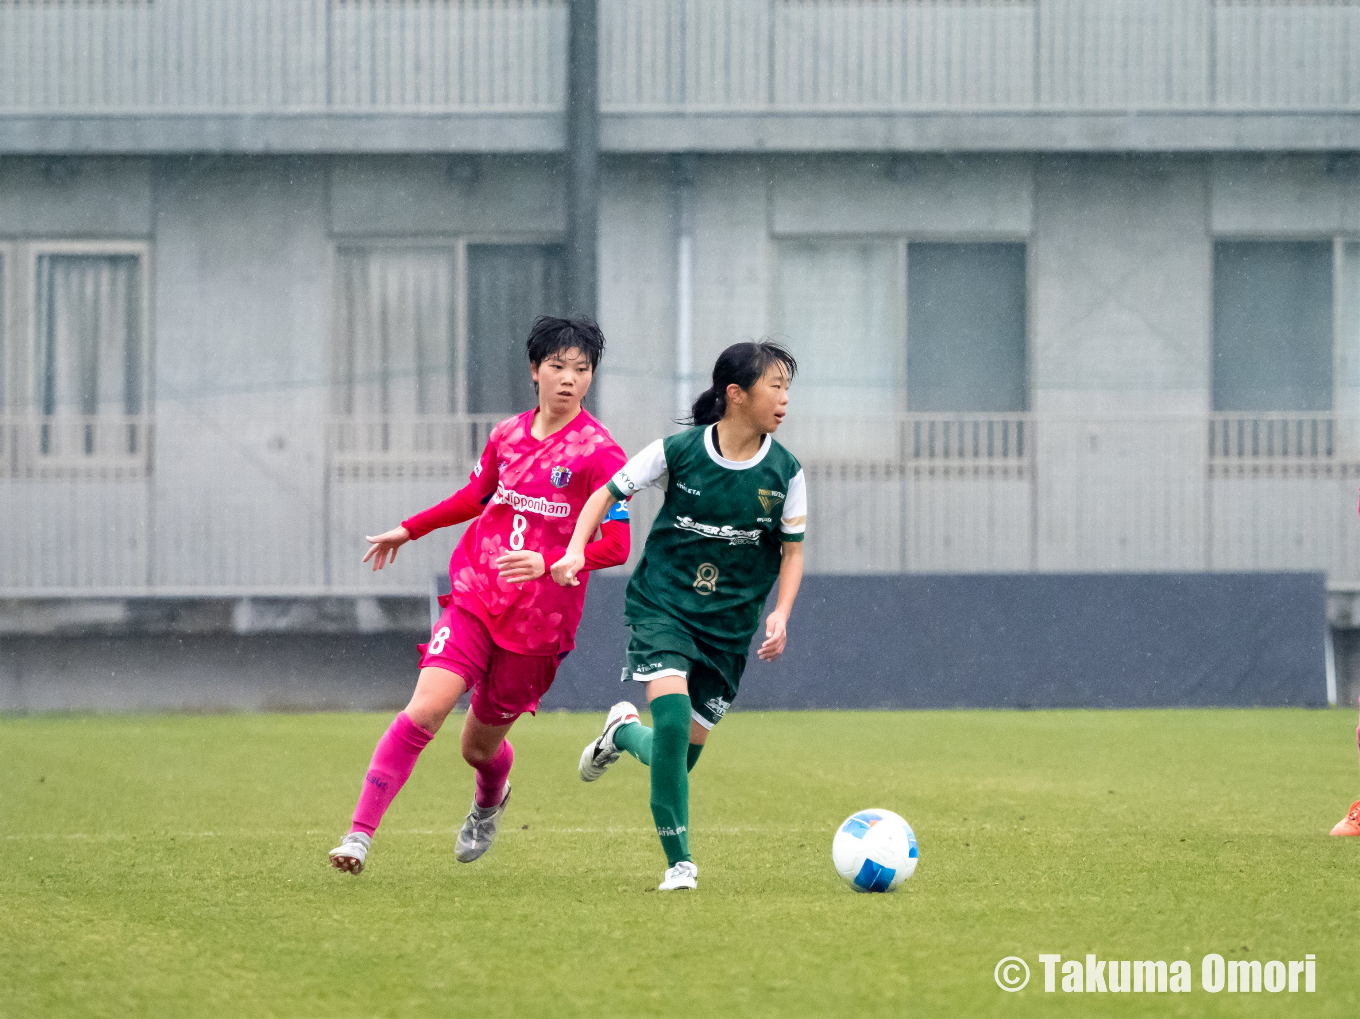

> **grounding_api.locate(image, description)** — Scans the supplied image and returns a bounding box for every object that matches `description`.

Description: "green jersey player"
[551,340,806,891]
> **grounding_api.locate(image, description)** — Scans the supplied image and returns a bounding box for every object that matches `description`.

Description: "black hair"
[687,340,798,426]
[526,315,605,370]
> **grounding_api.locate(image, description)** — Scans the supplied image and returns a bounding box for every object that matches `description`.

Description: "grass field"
[3,707,1360,1018]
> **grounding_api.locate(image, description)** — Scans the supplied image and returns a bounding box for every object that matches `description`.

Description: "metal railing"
[4,411,1360,592]
[0,414,152,480]
[2,0,1358,115]
[0,0,566,113]
[327,414,504,480]
[1208,413,1360,477]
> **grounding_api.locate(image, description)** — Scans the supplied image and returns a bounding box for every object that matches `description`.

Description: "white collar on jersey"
[704,424,772,470]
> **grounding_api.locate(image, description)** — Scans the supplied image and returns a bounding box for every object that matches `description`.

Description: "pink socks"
[348,713,515,835]
[475,739,514,809]
[350,712,435,837]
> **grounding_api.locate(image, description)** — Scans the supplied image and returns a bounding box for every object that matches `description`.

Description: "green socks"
[614,719,704,773]
[613,719,653,765]
[646,694,693,866]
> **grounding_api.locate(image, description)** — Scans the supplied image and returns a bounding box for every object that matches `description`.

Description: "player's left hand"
[758,611,789,661]
[496,550,545,584]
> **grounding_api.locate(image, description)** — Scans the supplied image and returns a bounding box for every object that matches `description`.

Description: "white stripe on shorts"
[630,667,688,683]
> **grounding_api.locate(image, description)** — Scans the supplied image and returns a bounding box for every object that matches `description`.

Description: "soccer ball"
[832,809,919,893]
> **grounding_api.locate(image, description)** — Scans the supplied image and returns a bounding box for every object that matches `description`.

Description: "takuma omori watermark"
[994,953,1316,994]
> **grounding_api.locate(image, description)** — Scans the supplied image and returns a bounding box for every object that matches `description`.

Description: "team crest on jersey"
[757,488,785,514]
[551,465,572,488]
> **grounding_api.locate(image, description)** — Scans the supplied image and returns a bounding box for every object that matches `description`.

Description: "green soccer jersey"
[607,425,807,652]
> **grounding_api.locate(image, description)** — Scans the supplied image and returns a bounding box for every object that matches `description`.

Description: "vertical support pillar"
[674,154,697,420]
[566,0,599,320]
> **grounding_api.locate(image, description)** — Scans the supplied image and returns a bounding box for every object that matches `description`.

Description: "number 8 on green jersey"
[607,423,807,727]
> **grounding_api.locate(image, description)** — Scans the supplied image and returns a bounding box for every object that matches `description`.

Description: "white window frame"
[1203,233,1360,476]
[328,233,565,481]
[1,239,153,479]
[770,233,1033,419]
[0,241,13,414]
[332,232,563,418]
[1209,232,1347,414]
[24,239,153,415]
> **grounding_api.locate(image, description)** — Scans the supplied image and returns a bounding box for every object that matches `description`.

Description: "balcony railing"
[1208,413,1360,478]
[4,411,1360,592]
[0,414,153,480]
[1,0,1358,116]
[327,414,505,481]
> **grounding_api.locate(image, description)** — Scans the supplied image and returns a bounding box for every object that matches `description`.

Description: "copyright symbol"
[994,956,1030,992]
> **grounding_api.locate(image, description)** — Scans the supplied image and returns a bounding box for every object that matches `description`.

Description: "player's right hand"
[550,549,587,587]
[363,526,410,571]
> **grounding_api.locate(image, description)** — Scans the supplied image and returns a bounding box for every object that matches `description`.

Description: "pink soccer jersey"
[446,408,626,656]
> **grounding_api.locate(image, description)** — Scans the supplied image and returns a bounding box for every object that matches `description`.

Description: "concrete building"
[3,0,1360,707]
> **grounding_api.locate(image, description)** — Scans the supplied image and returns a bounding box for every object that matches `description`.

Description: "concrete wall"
[8,150,1350,439]
[596,156,676,455]
[0,157,153,239]
[1031,156,1212,416]
[153,157,332,588]
[5,150,1360,591]
[4,150,1355,710]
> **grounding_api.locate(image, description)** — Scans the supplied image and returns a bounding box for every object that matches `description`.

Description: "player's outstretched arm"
[367,469,496,571]
[362,526,410,571]
[758,541,804,662]
[551,486,616,587]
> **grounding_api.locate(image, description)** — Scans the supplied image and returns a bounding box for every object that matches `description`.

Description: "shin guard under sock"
[474,739,514,809]
[648,694,693,866]
[687,742,703,771]
[616,721,704,774]
[350,712,435,837]
[614,720,652,766]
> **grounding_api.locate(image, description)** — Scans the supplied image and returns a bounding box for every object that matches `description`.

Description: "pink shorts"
[418,602,563,726]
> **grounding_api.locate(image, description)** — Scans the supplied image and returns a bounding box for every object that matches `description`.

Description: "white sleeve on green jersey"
[607,439,668,498]
[781,469,807,538]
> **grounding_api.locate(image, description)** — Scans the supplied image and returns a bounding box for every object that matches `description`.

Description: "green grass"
[2,708,1359,1018]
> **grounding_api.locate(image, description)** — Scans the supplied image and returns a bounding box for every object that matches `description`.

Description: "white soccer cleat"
[578,700,640,782]
[658,860,698,891]
[329,832,371,875]
[454,782,511,863]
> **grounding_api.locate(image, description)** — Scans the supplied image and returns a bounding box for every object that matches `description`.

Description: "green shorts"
[623,616,748,730]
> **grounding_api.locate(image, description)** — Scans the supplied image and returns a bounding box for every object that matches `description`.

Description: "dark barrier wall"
[549,572,1329,711]
[0,573,1326,712]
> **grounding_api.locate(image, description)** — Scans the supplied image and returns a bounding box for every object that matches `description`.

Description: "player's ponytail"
[689,385,726,426]
[686,340,798,426]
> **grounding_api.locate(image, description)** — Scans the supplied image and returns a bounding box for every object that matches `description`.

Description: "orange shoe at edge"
[1330,800,1360,836]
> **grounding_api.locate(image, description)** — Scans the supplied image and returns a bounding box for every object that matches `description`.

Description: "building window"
[0,246,7,415]
[0,243,150,476]
[36,252,144,420]
[334,247,457,416]
[333,241,566,419]
[1212,240,1334,412]
[1343,241,1360,403]
[466,243,566,414]
[776,241,900,417]
[776,240,1028,417]
[906,242,1027,413]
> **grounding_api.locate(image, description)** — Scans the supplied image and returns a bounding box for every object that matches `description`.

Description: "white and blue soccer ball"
[832,808,918,893]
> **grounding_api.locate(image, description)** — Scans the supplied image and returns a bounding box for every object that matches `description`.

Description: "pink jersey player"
[328,316,631,875]
[426,406,626,661]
